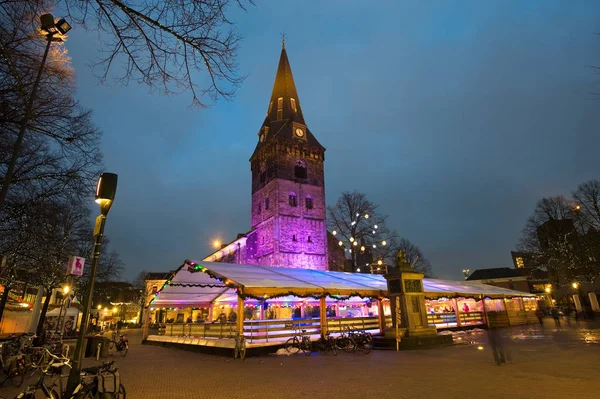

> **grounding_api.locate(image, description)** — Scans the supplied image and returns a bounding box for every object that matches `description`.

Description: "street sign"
[66,256,85,276]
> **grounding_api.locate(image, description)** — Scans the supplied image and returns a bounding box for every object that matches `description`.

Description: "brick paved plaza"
[2,320,599,399]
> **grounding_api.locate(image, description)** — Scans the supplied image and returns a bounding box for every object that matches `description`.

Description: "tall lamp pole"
[0,14,71,214]
[65,173,118,396]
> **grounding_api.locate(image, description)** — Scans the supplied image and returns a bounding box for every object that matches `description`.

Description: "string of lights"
[331,212,392,272]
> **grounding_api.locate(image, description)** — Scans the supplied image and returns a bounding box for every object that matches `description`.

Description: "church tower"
[247,41,328,270]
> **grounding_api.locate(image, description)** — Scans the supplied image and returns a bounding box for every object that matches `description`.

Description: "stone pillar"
[588,292,600,312]
[384,266,437,338]
[28,287,44,334]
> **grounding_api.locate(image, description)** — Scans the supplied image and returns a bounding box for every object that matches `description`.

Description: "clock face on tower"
[295,128,304,138]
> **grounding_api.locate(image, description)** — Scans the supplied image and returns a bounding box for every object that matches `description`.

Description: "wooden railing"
[427,313,457,326]
[459,311,484,325]
[243,318,321,343]
[158,316,386,343]
[158,322,238,339]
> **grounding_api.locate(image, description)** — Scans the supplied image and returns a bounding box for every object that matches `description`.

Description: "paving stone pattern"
[2,319,599,399]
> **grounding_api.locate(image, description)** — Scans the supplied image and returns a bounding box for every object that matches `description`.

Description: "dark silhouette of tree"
[395,238,433,277]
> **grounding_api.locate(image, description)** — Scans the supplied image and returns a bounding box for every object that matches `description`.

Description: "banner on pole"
[66,256,85,276]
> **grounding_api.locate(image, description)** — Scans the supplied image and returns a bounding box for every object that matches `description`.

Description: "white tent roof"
[149,261,534,307]
[46,307,80,317]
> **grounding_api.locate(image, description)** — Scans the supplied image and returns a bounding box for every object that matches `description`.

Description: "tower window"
[290,98,297,112]
[294,159,307,179]
[292,235,297,242]
[257,203,261,214]
[307,235,312,243]
[265,198,270,210]
[260,171,266,185]
[305,197,313,210]
[277,97,283,119]
[289,193,297,207]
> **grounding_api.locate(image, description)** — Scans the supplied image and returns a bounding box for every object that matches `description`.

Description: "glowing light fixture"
[332,230,337,235]
[338,241,343,246]
[382,240,387,246]
[572,282,579,289]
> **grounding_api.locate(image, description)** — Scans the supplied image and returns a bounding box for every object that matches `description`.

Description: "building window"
[292,235,297,241]
[265,198,270,210]
[289,193,297,207]
[305,197,313,210]
[307,235,312,243]
[277,97,283,119]
[257,203,261,214]
[294,159,307,179]
[508,281,516,290]
[290,98,297,112]
[268,101,273,115]
[515,257,524,268]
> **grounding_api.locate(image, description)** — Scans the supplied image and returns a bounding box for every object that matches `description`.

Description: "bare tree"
[56,0,252,107]
[395,238,433,277]
[518,195,599,286]
[572,180,600,230]
[327,191,399,272]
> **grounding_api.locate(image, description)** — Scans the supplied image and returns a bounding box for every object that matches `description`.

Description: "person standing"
[488,323,506,365]
[535,308,544,327]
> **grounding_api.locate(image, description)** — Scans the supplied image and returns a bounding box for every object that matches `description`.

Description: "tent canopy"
[149,261,534,308]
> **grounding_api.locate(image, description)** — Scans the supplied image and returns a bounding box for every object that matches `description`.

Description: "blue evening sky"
[60,1,600,280]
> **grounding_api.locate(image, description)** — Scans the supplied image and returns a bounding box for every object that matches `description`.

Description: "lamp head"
[55,19,71,35]
[95,172,118,215]
[40,14,55,32]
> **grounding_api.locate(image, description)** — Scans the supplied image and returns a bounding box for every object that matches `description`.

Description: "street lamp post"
[0,14,71,214]
[65,173,117,396]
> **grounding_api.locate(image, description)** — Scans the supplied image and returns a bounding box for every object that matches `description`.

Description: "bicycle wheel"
[285,337,299,354]
[116,383,126,398]
[316,339,327,355]
[302,339,312,356]
[118,343,128,357]
[239,337,247,360]
[9,358,25,387]
[329,339,337,356]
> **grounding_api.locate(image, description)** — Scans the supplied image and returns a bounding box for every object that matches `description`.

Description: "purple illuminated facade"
[203,42,328,270]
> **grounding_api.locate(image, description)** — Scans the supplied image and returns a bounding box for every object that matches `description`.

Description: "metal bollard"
[96,343,101,360]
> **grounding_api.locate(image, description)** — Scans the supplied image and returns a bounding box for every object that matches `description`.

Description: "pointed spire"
[266,41,305,124]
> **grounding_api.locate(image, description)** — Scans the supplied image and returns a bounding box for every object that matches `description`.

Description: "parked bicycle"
[0,338,25,387]
[108,331,129,357]
[14,348,70,398]
[315,331,337,356]
[285,328,312,356]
